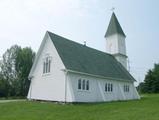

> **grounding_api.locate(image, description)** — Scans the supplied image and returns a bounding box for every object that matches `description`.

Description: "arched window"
[43,56,51,74]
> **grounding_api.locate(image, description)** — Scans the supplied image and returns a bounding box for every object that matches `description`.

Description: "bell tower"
[105,12,127,69]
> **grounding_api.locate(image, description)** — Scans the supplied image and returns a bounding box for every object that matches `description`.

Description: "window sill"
[124,92,130,95]
[42,73,51,77]
[77,90,91,93]
[104,92,113,94]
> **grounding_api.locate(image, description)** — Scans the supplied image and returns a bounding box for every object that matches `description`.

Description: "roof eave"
[62,69,135,82]
[105,32,126,38]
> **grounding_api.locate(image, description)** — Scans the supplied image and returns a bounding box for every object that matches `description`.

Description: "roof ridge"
[47,31,114,58]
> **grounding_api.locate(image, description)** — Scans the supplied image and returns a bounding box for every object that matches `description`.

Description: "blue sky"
[0,0,159,85]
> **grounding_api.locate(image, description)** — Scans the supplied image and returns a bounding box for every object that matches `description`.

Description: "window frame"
[105,83,108,92]
[110,83,113,92]
[124,85,130,92]
[78,78,90,91]
[86,80,89,90]
[43,55,52,75]
[78,79,81,90]
[82,79,85,90]
[105,82,113,93]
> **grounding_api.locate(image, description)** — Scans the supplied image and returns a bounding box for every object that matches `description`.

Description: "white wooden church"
[27,13,140,102]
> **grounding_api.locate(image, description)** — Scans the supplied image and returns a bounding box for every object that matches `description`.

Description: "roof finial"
[110,7,115,12]
[84,41,86,46]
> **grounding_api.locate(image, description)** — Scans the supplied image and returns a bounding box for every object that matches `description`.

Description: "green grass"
[0,94,159,120]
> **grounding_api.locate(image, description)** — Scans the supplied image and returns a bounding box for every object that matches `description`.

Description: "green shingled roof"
[105,12,126,37]
[48,31,134,81]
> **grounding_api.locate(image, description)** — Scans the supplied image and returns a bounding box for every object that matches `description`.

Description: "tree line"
[0,44,159,98]
[138,63,159,93]
[0,45,35,97]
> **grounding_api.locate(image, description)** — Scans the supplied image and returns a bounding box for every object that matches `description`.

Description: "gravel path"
[0,99,26,103]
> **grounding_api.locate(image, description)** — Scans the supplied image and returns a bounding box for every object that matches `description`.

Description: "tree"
[151,64,159,92]
[15,47,35,96]
[137,82,146,93]
[139,63,159,93]
[0,45,35,97]
[144,70,154,93]
[0,45,21,96]
[0,74,8,97]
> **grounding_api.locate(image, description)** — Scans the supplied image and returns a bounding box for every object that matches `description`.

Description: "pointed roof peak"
[112,11,115,15]
[105,12,126,38]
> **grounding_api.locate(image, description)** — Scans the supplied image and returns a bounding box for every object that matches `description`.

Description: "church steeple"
[105,12,126,38]
[105,12,127,69]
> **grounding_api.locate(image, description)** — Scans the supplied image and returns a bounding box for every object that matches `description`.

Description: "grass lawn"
[0,94,159,120]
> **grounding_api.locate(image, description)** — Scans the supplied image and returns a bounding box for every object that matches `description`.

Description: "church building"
[27,13,140,102]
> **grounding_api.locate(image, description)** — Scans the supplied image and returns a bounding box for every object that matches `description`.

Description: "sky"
[0,0,159,85]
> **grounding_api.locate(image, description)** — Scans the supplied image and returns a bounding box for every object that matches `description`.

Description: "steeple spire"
[105,12,126,38]
[105,12,127,69]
